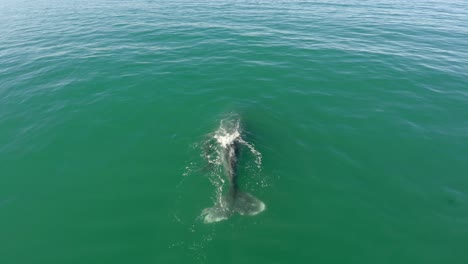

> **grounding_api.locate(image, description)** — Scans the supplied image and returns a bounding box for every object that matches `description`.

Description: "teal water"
[1,0,468,263]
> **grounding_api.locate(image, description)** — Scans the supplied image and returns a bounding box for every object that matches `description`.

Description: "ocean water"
[1,0,468,263]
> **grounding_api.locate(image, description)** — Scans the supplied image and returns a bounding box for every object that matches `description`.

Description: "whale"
[202,119,265,223]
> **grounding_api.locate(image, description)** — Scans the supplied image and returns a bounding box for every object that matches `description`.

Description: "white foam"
[237,137,262,170]
[214,130,240,148]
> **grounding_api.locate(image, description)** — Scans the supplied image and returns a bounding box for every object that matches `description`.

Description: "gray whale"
[202,119,265,223]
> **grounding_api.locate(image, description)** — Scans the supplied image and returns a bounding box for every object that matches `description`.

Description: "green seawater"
[1,0,468,263]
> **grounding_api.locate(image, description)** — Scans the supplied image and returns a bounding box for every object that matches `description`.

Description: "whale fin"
[234,191,266,216]
[201,192,266,223]
[201,206,230,223]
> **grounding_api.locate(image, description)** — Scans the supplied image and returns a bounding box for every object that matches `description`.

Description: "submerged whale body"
[201,118,265,223]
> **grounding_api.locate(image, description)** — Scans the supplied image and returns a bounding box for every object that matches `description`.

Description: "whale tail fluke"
[201,206,230,223]
[202,192,265,223]
[234,191,266,216]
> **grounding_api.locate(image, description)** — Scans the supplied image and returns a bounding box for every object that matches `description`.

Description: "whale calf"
[202,119,265,223]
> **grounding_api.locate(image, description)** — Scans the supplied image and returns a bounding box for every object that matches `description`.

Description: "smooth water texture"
[1,0,468,263]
